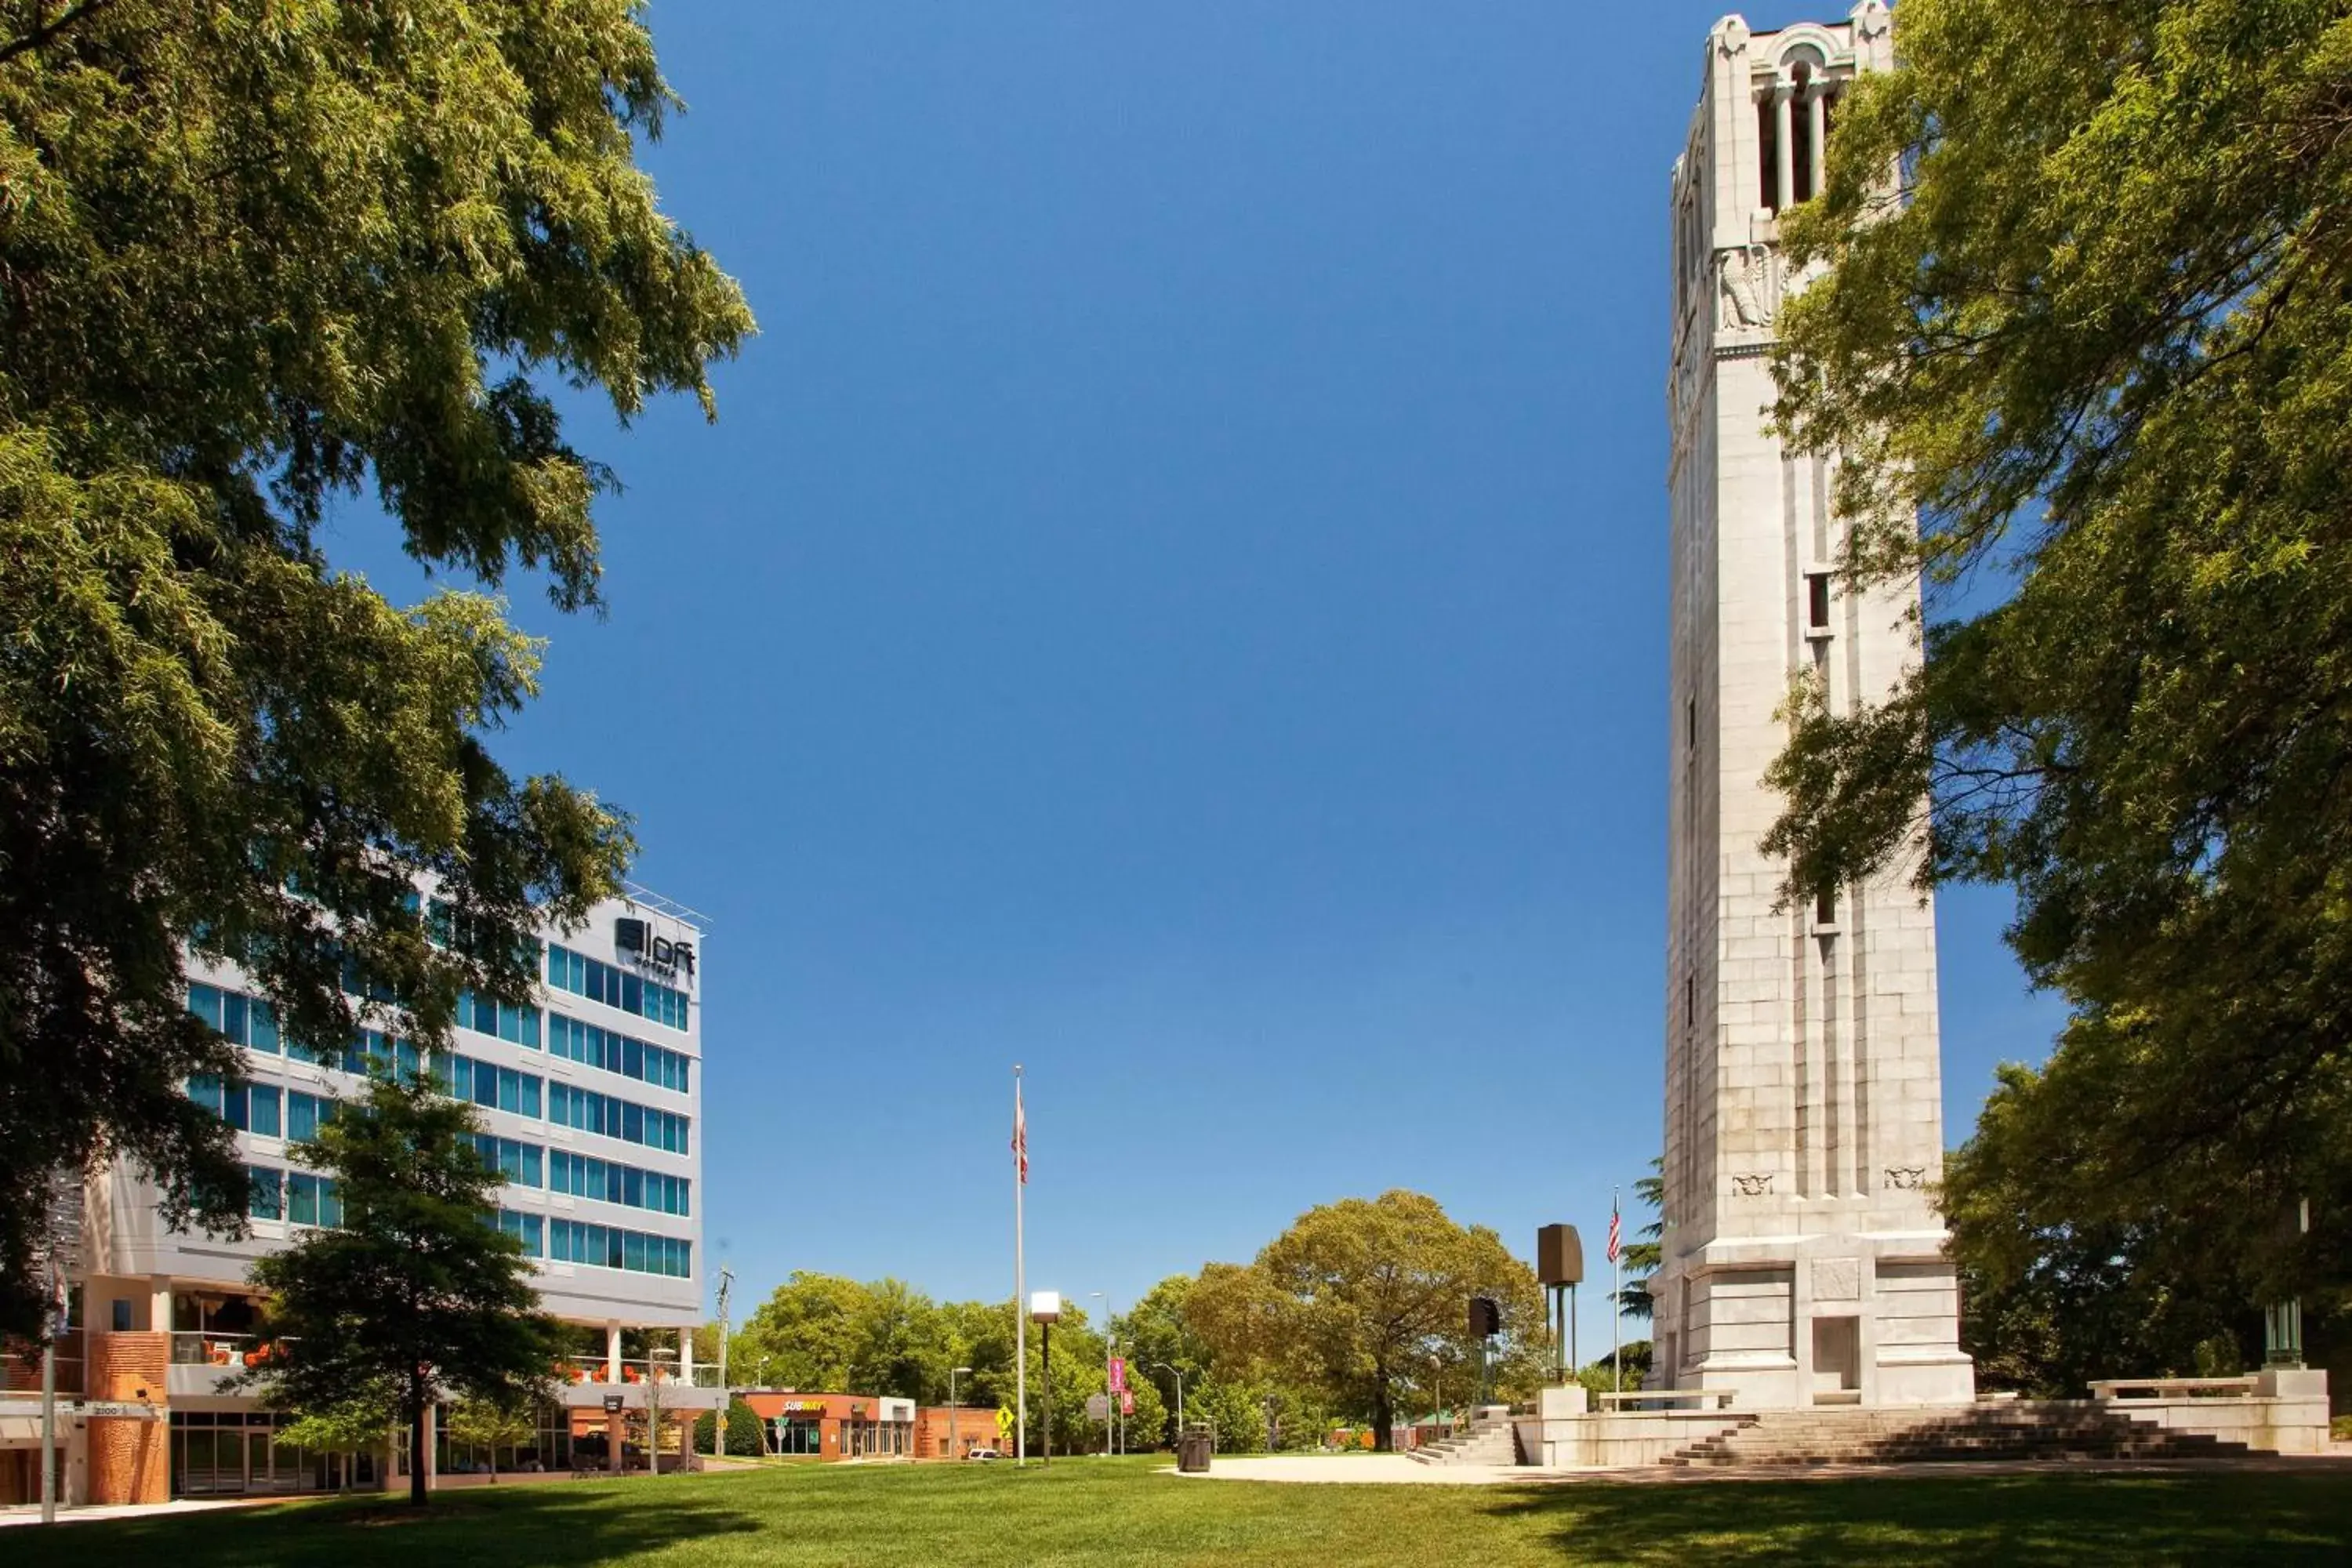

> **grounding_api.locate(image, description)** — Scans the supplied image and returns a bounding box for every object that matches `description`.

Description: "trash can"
[1176,1425,1214,1474]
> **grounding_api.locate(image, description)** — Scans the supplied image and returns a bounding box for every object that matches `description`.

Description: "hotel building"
[2,888,723,1506]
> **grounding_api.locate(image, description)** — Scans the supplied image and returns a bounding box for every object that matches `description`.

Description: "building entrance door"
[1810,1316,1860,1401]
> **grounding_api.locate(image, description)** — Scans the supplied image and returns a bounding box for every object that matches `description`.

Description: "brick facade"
[87,1331,169,1504]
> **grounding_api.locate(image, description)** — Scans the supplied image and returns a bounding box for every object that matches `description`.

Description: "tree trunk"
[408,1376,427,1507]
[1370,1366,1393,1454]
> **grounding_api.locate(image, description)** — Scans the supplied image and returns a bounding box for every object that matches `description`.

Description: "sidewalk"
[1170,1450,2352,1486]
[0,1498,275,1529]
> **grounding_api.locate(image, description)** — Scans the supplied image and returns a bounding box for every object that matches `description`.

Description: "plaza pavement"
[1172,1452,2352,1486]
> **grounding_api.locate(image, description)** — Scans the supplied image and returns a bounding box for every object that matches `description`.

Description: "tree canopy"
[1764,0,2352,1346]
[1193,1190,1545,1451]
[242,1070,565,1506]
[0,1,752,1333]
[722,1192,1551,1455]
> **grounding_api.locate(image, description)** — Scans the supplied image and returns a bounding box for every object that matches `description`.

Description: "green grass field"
[18,1457,2352,1566]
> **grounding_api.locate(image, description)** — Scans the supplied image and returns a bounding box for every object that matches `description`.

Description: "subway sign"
[615,918,695,985]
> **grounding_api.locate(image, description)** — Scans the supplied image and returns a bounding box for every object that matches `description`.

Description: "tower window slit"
[1791,65,1817,204]
[1757,96,1780,212]
[1806,572,1831,631]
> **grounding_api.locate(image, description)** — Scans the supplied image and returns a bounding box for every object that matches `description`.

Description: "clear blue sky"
[329,3,2064,1354]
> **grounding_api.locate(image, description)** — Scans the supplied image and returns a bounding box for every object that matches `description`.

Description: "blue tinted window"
[189,1075,225,1117]
[248,1167,283,1221]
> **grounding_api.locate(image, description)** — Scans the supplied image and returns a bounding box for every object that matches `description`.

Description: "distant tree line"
[726,1189,1555,1454]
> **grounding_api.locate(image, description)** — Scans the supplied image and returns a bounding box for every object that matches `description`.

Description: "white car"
[964,1447,1001,1461]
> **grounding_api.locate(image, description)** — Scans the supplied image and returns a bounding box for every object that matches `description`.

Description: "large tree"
[1617,1160,1664,1320]
[244,1070,564,1506]
[0,2,753,1333]
[1762,0,2352,1333]
[1201,1190,1542,1452]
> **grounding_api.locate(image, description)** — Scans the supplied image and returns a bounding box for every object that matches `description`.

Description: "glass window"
[249,1167,283,1221]
[188,984,223,1033]
[189,1075,225,1118]
[249,1085,282,1138]
[249,1000,280,1054]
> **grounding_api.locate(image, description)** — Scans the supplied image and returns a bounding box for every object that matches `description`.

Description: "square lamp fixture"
[1028,1291,1062,1323]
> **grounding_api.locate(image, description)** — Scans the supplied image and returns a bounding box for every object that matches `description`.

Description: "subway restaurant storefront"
[739,1392,914,1460]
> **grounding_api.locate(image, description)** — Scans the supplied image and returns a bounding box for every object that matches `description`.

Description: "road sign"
[1083,1394,1110,1422]
[994,1405,1014,1439]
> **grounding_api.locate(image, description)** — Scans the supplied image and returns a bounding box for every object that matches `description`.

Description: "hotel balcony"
[555,1356,724,1411]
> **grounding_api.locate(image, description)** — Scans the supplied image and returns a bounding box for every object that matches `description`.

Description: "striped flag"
[1011,1084,1029,1185]
[1606,1194,1622,1264]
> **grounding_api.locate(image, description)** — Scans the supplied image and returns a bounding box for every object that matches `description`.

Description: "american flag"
[1011,1085,1029,1185]
[1606,1194,1622,1265]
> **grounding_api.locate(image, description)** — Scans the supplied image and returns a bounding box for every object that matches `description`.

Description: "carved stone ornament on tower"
[1716,246,1774,331]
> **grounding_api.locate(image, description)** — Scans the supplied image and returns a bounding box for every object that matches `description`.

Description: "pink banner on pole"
[1109,1356,1127,1395]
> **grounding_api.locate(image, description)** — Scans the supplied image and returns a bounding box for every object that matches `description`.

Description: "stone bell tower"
[1651,5,1974,1409]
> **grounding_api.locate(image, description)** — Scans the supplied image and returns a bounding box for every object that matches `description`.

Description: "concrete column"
[1773,85,1795,212]
[680,1326,695,1389]
[605,1322,622,1382]
[1857,1254,1882,1406]
[1807,87,1828,198]
[149,1277,173,1337]
[1791,1261,1816,1404]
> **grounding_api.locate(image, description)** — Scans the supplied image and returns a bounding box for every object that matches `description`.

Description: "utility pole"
[39,1264,59,1524]
[712,1266,734,1459]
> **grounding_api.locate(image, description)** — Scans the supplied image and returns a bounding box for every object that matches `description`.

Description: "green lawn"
[19,1457,2352,1566]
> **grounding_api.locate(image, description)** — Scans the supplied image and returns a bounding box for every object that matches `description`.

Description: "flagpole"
[1014,1065,1027,1468]
[1611,1185,1622,1396]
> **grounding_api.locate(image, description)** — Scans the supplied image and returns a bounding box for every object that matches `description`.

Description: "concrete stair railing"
[1407,1412,1521,1467]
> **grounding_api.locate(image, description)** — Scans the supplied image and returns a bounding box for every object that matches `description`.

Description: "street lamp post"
[1089,1291,1113,1457]
[1150,1362,1185,1441]
[1029,1293,1062,1465]
[948,1366,972,1459]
